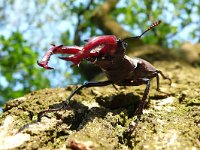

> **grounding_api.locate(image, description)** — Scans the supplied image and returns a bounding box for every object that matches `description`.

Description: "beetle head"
[116,39,127,54]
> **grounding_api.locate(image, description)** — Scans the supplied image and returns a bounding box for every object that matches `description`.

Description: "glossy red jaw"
[37,60,54,70]
[37,44,83,69]
[37,35,118,69]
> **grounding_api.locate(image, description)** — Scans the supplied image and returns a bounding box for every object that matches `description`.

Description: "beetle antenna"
[123,20,161,41]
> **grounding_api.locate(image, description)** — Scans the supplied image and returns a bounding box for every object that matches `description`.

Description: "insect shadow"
[50,92,142,131]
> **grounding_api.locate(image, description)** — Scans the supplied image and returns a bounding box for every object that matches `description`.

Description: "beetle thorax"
[94,55,136,83]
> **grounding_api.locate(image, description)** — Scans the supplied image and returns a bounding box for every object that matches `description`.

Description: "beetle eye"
[123,42,128,48]
[117,39,127,49]
[121,41,127,50]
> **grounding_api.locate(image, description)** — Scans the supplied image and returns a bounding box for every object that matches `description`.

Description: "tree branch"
[90,0,143,47]
[74,0,94,45]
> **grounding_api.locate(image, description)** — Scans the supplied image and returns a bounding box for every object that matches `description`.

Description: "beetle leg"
[118,78,150,133]
[112,84,119,91]
[156,73,160,91]
[131,79,150,132]
[157,70,171,86]
[64,80,112,104]
[155,70,172,97]
[18,80,112,133]
[37,80,112,122]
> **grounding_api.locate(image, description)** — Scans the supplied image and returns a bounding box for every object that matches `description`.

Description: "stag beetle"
[21,21,171,133]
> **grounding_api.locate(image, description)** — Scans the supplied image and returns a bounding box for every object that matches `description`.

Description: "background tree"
[0,0,199,107]
[0,32,50,105]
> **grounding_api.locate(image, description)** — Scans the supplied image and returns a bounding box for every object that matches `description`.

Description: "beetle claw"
[57,44,63,48]
[37,60,54,70]
[58,56,80,66]
[50,43,56,46]
[58,56,68,60]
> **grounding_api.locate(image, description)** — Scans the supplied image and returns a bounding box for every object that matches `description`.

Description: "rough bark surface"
[0,45,200,150]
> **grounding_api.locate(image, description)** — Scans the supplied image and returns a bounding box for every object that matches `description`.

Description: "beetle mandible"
[36,20,171,132]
